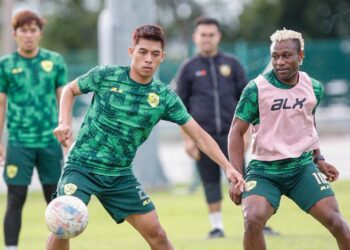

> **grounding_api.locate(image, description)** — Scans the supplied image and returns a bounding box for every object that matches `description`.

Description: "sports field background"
[0,122,349,249]
[1,108,350,192]
[0,180,349,250]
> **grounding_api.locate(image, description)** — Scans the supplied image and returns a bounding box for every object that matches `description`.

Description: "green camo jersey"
[66,65,191,176]
[0,48,68,147]
[235,70,324,174]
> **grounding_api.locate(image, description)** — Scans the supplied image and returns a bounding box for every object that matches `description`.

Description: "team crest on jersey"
[148,93,159,108]
[246,180,257,191]
[6,165,18,179]
[41,60,53,72]
[64,183,78,195]
[12,67,23,74]
[219,64,231,77]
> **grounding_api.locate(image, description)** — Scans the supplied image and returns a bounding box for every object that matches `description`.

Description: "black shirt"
[176,52,247,135]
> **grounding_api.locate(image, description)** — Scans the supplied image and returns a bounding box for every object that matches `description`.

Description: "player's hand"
[226,168,245,205]
[53,124,73,148]
[229,181,243,205]
[316,161,339,182]
[184,139,200,160]
[0,143,5,167]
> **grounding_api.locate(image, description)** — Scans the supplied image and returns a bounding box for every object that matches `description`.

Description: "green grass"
[1,181,350,250]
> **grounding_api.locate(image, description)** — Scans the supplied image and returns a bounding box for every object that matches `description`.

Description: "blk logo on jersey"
[12,67,23,74]
[271,98,307,111]
[110,87,123,93]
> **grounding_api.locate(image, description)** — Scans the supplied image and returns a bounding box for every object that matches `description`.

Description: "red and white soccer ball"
[45,195,89,239]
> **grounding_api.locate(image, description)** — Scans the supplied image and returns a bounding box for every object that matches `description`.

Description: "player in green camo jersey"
[0,10,68,250]
[65,64,196,176]
[228,29,350,250]
[46,25,246,250]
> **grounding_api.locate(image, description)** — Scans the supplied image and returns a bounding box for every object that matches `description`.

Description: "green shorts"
[3,142,63,186]
[54,165,155,224]
[242,163,334,212]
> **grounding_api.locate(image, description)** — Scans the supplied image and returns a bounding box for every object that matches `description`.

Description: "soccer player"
[228,28,350,250]
[46,25,245,250]
[0,10,68,250]
[175,17,278,238]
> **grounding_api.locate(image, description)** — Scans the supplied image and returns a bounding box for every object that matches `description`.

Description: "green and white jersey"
[0,48,68,147]
[235,70,324,174]
[66,65,191,176]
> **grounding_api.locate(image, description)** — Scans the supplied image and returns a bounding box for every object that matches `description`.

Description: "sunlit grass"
[0,180,349,250]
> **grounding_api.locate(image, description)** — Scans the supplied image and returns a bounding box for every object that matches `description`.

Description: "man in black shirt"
[176,17,279,239]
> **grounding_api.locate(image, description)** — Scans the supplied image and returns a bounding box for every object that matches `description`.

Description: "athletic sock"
[6,246,18,250]
[209,212,224,230]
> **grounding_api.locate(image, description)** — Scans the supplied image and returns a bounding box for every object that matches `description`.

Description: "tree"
[238,0,350,41]
[155,0,247,43]
[40,0,103,53]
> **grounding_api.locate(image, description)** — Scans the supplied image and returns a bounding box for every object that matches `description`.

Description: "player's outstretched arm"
[0,93,6,166]
[313,149,339,182]
[179,129,200,160]
[53,79,82,147]
[227,117,250,205]
[181,118,245,192]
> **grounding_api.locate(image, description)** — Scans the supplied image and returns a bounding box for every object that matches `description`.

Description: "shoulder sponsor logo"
[63,183,78,195]
[12,67,23,74]
[246,180,257,191]
[110,87,123,93]
[195,69,206,77]
[148,92,159,108]
[41,60,53,72]
[6,165,18,179]
[219,64,232,77]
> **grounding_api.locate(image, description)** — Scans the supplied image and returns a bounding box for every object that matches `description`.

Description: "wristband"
[313,155,325,164]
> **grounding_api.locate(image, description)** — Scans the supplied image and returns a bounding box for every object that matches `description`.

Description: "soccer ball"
[45,195,89,239]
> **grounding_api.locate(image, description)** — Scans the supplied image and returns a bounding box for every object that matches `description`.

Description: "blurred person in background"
[46,24,245,250]
[0,10,68,250]
[228,28,350,250]
[175,17,279,239]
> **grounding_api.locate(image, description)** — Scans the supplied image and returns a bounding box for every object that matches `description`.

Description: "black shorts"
[197,134,228,204]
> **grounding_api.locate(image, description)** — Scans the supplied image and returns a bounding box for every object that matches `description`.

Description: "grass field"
[0,180,349,250]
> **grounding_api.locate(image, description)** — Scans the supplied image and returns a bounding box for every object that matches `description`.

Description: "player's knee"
[203,182,221,203]
[147,225,169,244]
[244,214,266,234]
[43,184,57,203]
[325,214,350,236]
[7,188,27,209]
[46,233,70,250]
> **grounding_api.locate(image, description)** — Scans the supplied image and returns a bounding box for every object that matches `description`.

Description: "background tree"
[237,0,350,41]
[41,0,103,53]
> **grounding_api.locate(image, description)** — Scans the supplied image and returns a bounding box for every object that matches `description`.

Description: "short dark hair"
[132,25,166,50]
[12,10,45,31]
[194,17,220,30]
